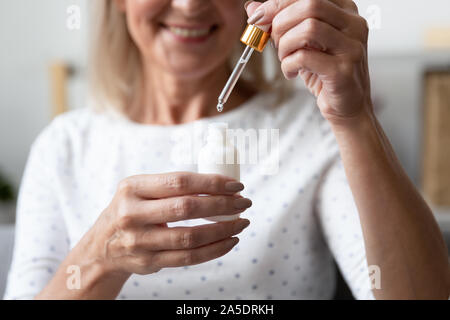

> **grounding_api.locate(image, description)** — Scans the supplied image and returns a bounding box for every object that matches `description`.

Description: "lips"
[169,26,210,38]
[161,23,218,41]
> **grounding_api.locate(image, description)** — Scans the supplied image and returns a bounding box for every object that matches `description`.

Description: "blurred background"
[0,0,449,298]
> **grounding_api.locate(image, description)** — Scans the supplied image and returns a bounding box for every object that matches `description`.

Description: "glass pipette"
[217,24,270,113]
[217,46,254,112]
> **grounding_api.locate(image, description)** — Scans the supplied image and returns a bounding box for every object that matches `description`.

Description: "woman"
[5,0,449,300]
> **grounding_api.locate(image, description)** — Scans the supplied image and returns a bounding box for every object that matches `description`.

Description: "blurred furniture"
[425,27,450,49]
[423,70,450,207]
[49,61,70,118]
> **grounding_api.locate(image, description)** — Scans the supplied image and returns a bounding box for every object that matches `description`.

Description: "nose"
[171,0,210,16]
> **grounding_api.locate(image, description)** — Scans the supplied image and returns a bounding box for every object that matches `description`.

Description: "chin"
[166,65,219,80]
[158,55,226,79]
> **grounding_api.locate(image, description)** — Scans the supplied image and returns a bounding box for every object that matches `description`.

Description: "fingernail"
[234,219,250,232]
[271,39,278,49]
[231,237,240,246]
[247,7,265,25]
[285,71,298,80]
[234,198,252,209]
[244,1,254,10]
[225,181,244,192]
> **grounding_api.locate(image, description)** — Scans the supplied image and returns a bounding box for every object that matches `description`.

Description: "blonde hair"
[89,0,293,115]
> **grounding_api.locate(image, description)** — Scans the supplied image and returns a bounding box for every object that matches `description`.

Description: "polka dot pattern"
[3,90,374,300]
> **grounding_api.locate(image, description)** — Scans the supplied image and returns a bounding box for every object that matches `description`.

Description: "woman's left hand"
[245,0,372,125]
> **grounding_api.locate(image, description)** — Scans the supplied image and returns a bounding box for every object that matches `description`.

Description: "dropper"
[217,24,271,112]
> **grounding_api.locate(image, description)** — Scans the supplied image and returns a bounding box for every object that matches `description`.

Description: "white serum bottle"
[198,122,241,222]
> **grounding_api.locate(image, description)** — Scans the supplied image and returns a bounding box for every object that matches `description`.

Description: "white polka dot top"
[4,89,375,300]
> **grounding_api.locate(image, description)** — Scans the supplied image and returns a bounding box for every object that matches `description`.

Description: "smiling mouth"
[160,23,219,40]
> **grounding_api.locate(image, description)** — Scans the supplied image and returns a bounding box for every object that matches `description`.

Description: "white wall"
[356,0,450,54]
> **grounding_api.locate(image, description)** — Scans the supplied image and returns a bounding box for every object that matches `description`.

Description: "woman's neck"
[127,62,256,125]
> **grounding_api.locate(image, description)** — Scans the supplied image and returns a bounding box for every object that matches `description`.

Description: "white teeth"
[169,26,211,38]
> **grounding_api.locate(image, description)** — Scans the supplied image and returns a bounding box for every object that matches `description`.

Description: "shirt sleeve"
[3,122,70,299]
[315,156,376,300]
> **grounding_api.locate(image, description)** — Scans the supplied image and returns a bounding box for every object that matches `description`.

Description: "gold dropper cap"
[240,24,270,52]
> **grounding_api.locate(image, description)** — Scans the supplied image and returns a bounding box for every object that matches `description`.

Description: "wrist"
[327,103,388,167]
[36,230,130,300]
[71,224,131,297]
[328,103,377,135]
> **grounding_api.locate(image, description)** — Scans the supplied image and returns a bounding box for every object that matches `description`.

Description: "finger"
[331,0,359,13]
[245,1,263,17]
[119,172,245,199]
[271,0,365,48]
[247,0,295,25]
[247,0,359,26]
[278,18,359,61]
[142,219,250,250]
[281,48,340,80]
[133,194,252,224]
[152,237,240,268]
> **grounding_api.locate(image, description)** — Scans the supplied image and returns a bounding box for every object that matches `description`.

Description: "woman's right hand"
[91,172,252,277]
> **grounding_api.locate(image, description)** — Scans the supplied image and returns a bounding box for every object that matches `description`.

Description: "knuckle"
[182,251,195,266]
[117,178,134,196]
[117,199,131,216]
[173,197,196,219]
[349,1,359,13]
[273,0,282,10]
[303,18,321,37]
[122,232,138,251]
[280,56,297,76]
[216,196,229,208]
[271,15,283,40]
[166,173,189,191]
[179,230,196,249]
[117,212,133,229]
[304,0,321,15]
[216,196,228,211]
[338,62,355,79]
[281,63,289,77]
[115,200,134,228]
[294,50,307,65]
[278,36,287,59]
[217,222,231,237]
[136,256,151,269]
[360,17,369,33]
[117,214,133,229]
[358,17,370,41]
[149,254,162,269]
[207,175,222,193]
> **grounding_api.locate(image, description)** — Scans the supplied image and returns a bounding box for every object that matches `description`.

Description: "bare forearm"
[330,107,450,299]
[35,227,130,300]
